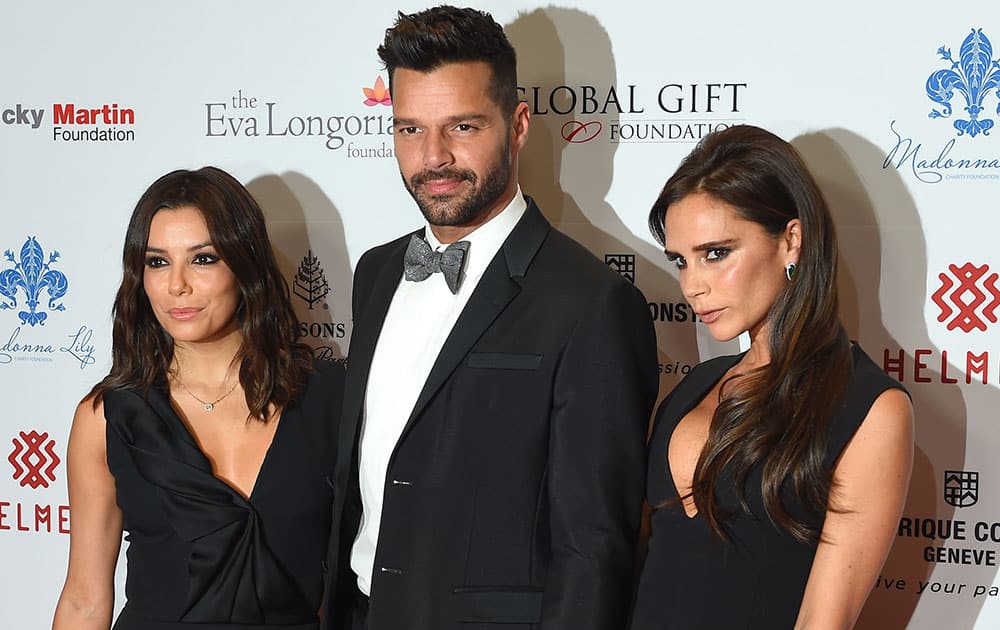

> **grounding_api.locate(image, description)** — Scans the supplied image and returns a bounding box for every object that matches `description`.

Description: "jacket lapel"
[338,235,411,468]
[390,200,550,458]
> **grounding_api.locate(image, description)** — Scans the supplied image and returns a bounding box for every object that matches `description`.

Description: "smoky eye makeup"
[704,247,731,261]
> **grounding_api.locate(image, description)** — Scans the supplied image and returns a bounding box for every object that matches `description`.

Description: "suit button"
[391,479,413,486]
[380,566,404,575]
[325,475,335,489]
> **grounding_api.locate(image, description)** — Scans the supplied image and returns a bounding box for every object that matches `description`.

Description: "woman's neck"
[740,324,772,370]
[170,330,243,384]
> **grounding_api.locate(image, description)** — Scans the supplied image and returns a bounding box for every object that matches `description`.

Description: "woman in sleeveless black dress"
[631,126,913,629]
[53,167,344,630]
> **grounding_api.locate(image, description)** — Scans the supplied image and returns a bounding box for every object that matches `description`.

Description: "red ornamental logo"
[561,120,603,143]
[8,430,61,489]
[931,263,1000,332]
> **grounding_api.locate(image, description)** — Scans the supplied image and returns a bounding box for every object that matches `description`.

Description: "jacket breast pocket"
[453,586,543,623]
[466,352,543,371]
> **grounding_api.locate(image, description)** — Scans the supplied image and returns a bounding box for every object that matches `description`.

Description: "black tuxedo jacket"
[323,199,658,630]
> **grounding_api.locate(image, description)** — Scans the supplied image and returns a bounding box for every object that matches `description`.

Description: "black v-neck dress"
[103,360,344,630]
[630,345,904,629]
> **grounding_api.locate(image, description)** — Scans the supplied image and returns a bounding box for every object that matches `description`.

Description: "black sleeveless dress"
[631,345,905,629]
[103,359,345,630]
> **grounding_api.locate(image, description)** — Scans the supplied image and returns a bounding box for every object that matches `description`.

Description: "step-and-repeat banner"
[2,1,998,628]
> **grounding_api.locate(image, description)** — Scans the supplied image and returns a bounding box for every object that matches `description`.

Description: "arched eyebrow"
[663,238,737,259]
[145,242,215,254]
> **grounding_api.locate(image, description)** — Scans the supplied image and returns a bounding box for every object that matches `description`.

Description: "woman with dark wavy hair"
[631,125,913,629]
[53,167,344,630]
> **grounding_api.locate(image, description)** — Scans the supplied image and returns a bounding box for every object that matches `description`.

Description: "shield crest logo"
[944,470,979,508]
[605,253,636,284]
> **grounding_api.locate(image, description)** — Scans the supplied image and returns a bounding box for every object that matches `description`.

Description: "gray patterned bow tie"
[402,234,470,294]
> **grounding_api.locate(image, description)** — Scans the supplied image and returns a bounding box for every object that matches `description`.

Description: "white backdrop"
[2,1,999,628]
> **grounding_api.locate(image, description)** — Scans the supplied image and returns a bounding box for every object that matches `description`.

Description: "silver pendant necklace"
[171,370,239,412]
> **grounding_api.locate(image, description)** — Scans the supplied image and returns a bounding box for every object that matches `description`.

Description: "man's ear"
[510,101,530,155]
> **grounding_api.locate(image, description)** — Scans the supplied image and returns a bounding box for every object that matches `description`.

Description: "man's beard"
[402,140,511,227]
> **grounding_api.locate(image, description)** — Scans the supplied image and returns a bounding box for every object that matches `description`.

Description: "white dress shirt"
[350,189,528,595]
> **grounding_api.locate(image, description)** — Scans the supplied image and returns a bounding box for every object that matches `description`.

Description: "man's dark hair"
[377,5,518,117]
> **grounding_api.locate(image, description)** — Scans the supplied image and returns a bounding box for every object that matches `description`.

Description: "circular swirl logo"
[560,120,603,143]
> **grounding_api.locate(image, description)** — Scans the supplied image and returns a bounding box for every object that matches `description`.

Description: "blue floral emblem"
[0,236,69,326]
[926,28,1000,138]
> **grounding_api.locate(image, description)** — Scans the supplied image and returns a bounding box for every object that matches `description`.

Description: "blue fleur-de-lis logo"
[0,236,69,326]
[926,28,1000,138]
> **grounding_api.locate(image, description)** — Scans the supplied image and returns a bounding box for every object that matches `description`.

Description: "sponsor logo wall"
[0,236,96,369]
[204,81,395,157]
[2,102,137,143]
[1,2,997,628]
[883,28,1000,185]
[291,249,349,362]
[4,430,69,534]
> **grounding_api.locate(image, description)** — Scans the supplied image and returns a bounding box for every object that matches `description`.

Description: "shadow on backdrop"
[506,7,696,400]
[247,172,351,361]
[794,130,981,629]
[506,10,981,627]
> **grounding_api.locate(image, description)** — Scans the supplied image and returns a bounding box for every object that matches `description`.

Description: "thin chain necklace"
[170,369,239,412]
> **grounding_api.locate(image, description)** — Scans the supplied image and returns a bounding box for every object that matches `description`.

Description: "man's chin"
[418,199,475,226]
[424,214,470,227]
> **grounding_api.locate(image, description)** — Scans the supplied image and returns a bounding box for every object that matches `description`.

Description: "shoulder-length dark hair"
[649,125,852,542]
[92,166,313,422]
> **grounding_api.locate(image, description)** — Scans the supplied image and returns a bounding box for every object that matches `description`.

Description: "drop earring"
[785,262,797,281]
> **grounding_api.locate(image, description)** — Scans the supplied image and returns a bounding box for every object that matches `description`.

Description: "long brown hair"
[649,125,852,542]
[92,167,313,422]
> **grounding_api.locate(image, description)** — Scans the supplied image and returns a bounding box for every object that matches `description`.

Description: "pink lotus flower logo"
[363,76,392,107]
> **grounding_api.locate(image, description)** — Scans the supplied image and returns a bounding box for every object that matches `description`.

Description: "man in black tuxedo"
[323,6,658,630]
